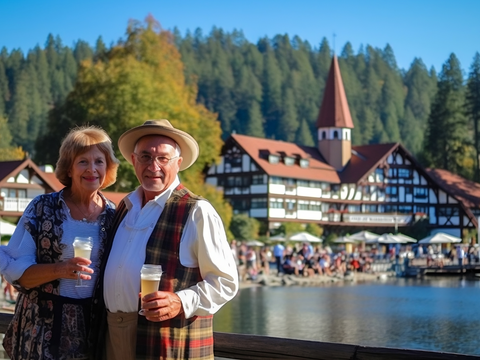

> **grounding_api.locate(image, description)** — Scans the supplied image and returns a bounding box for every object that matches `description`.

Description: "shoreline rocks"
[239,271,395,289]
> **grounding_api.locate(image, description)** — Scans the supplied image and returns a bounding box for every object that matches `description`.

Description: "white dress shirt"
[103,176,238,318]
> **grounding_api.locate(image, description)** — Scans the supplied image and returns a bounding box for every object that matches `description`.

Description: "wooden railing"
[1,313,479,359]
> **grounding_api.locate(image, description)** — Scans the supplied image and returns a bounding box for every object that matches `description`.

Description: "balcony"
[0,197,33,212]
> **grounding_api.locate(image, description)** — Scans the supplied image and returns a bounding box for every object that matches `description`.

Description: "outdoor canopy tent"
[418,232,462,244]
[366,233,416,244]
[0,219,16,236]
[348,230,380,241]
[245,240,265,247]
[288,232,322,243]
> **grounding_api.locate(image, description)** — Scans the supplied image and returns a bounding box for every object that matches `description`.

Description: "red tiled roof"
[41,171,64,191]
[316,56,354,129]
[231,134,341,183]
[426,168,480,208]
[340,143,400,183]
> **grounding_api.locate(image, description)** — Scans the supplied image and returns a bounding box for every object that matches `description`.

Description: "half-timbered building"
[205,56,480,237]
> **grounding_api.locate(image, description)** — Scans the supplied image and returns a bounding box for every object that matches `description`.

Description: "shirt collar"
[125,176,180,211]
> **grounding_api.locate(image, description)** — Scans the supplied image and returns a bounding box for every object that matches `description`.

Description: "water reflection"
[214,278,480,355]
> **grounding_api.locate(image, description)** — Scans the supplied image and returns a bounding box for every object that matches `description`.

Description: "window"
[398,168,411,178]
[398,206,412,214]
[309,201,321,211]
[297,180,309,187]
[320,182,331,191]
[252,175,265,185]
[386,187,398,195]
[298,201,309,210]
[268,154,280,164]
[347,205,361,213]
[364,204,377,213]
[438,207,459,217]
[251,198,267,209]
[230,199,249,210]
[405,187,413,194]
[284,157,295,166]
[299,159,309,168]
[269,198,284,209]
[375,168,385,182]
[322,131,326,139]
[415,205,428,214]
[333,130,339,139]
[414,187,428,199]
[270,177,283,184]
[384,205,397,213]
[286,199,296,210]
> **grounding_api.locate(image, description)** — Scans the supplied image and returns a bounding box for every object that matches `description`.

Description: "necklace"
[71,195,99,222]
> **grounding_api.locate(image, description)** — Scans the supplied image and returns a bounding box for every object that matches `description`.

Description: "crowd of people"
[230,240,378,280]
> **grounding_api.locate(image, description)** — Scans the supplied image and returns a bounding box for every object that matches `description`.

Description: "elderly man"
[90,120,239,360]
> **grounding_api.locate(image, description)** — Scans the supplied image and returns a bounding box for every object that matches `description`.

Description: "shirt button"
[117,317,123,323]
[102,227,106,231]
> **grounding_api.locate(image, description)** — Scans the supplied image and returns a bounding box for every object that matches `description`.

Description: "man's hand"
[141,291,184,322]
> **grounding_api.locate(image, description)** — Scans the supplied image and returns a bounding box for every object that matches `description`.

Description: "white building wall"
[297,187,321,197]
[269,208,285,218]
[269,184,285,195]
[297,210,322,220]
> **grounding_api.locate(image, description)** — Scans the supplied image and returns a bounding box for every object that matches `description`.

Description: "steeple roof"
[316,55,354,129]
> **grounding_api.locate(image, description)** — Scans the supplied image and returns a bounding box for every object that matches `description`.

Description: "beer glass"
[73,236,93,287]
[139,264,163,315]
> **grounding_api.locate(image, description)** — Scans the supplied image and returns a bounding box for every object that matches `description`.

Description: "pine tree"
[277,87,299,142]
[261,49,282,137]
[424,53,470,176]
[465,52,480,181]
[0,60,9,116]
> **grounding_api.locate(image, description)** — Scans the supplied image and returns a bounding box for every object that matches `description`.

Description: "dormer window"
[268,154,280,164]
[284,156,295,166]
[322,131,327,139]
[299,159,309,168]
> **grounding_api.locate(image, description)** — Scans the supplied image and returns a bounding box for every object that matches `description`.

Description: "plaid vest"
[90,185,214,360]
[136,185,214,360]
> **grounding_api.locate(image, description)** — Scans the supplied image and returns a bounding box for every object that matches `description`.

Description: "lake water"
[213,276,480,356]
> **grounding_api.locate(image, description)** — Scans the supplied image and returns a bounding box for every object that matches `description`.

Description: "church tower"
[316,55,354,171]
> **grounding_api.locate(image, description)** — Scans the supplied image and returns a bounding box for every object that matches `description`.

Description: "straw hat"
[118,119,199,171]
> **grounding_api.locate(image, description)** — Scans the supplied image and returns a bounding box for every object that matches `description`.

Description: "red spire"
[316,55,354,129]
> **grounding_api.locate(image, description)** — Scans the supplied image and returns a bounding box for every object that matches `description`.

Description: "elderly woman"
[0,126,119,360]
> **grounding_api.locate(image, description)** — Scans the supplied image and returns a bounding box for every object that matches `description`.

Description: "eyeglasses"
[133,153,179,166]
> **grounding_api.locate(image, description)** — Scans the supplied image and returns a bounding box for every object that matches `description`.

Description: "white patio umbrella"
[394,233,417,243]
[418,232,462,244]
[288,232,322,243]
[245,240,265,247]
[348,230,380,241]
[0,219,16,236]
[366,233,411,244]
[269,233,286,241]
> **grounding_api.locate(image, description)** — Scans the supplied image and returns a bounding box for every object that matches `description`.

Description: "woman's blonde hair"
[55,126,120,189]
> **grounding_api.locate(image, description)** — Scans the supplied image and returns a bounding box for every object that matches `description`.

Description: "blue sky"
[1,0,479,73]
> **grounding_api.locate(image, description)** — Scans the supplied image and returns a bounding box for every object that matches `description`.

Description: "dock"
[398,260,480,277]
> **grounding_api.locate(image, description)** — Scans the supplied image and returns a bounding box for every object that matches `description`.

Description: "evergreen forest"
[2,18,480,185]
